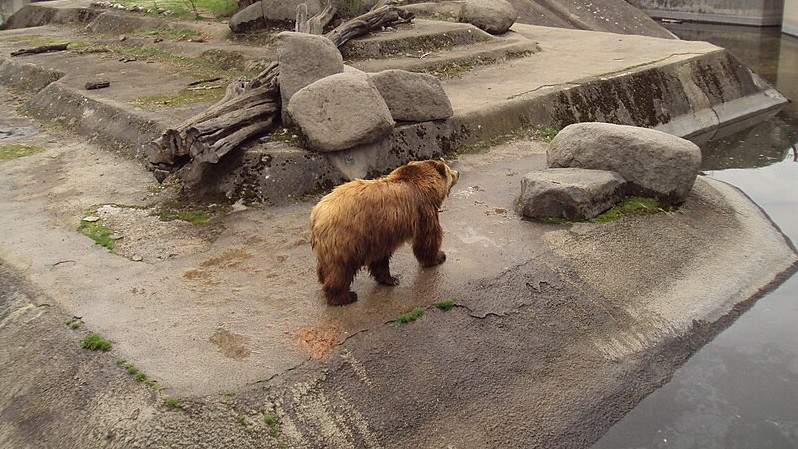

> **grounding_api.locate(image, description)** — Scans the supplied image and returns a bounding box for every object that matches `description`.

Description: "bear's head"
[398,160,459,200]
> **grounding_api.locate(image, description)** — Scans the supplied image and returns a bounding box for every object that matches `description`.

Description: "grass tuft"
[263,413,280,438]
[164,397,181,408]
[396,307,425,324]
[434,300,455,311]
[81,333,111,351]
[64,318,83,329]
[116,360,160,389]
[533,124,559,141]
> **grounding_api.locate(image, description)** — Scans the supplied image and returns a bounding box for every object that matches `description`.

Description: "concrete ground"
[0,3,797,447]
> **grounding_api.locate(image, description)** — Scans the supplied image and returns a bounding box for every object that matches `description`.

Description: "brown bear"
[310,160,460,306]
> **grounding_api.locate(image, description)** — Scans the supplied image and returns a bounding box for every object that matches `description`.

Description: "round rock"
[277,31,344,106]
[459,0,517,35]
[368,69,453,122]
[286,72,395,152]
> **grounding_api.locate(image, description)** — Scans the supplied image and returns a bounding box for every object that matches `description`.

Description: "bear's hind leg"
[322,264,359,306]
[368,257,399,286]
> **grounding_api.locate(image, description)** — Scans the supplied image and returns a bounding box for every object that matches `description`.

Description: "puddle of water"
[592,25,798,449]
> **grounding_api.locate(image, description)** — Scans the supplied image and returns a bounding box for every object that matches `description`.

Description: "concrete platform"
[0,4,796,447]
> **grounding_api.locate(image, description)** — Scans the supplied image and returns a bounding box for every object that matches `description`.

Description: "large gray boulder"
[286,72,395,152]
[547,123,701,205]
[277,31,344,107]
[520,168,626,220]
[229,0,321,33]
[368,69,453,122]
[460,0,517,34]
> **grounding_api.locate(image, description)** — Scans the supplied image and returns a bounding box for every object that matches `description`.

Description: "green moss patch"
[77,217,115,250]
[589,196,664,223]
[537,197,667,224]
[0,143,43,160]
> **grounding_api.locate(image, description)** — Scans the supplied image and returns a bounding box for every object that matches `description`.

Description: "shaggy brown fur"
[310,160,460,306]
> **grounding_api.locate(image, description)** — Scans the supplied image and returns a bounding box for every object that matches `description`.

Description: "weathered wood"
[11,43,69,57]
[146,6,414,176]
[307,0,337,35]
[295,3,309,33]
[188,77,222,86]
[325,5,413,47]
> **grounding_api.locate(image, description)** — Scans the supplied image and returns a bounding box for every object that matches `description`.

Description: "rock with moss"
[368,69,453,122]
[520,168,626,220]
[547,123,701,206]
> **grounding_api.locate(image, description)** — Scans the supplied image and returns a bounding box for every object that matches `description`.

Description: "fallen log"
[146,3,414,180]
[11,43,69,57]
[85,81,110,90]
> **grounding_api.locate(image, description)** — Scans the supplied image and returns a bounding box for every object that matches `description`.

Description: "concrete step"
[340,19,495,60]
[339,19,540,75]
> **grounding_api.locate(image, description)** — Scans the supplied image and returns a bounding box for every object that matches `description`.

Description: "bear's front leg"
[322,264,359,306]
[413,220,446,268]
[368,257,399,286]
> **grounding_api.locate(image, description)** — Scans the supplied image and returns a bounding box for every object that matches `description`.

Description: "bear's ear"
[425,160,448,178]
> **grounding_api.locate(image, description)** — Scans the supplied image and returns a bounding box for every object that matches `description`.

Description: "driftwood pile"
[146,0,413,182]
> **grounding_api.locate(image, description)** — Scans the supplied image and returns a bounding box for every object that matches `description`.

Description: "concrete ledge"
[447,49,788,146]
[643,9,784,27]
[1,3,99,29]
[0,58,63,93]
[21,81,164,156]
